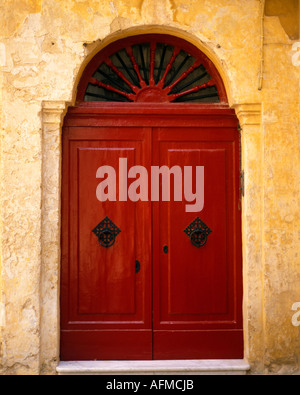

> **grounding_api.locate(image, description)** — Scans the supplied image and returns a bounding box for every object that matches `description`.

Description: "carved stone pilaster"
[40,101,69,374]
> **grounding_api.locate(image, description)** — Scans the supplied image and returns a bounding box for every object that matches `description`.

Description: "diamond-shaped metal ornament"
[92,216,121,248]
[184,217,212,248]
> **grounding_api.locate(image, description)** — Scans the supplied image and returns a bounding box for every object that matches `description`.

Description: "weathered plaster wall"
[261,14,300,372]
[0,0,299,375]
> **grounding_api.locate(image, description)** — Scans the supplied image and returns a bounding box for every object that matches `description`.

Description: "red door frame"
[61,103,243,361]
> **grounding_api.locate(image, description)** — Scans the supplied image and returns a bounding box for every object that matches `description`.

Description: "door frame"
[40,100,262,369]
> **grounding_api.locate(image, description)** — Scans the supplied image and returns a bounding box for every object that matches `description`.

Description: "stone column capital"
[42,101,70,125]
[232,103,262,128]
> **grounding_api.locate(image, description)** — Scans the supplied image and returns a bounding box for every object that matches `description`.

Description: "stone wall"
[0,0,299,375]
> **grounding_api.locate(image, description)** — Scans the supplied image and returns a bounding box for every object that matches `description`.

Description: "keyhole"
[135,260,141,273]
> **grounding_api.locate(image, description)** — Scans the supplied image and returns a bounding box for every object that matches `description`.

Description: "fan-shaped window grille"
[77,35,227,104]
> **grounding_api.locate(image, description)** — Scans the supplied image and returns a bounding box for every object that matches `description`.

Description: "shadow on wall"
[265,0,299,40]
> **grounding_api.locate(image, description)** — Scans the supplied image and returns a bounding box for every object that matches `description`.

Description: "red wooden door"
[61,125,152,360]
[60,107,243,361]
[152,126,243,359]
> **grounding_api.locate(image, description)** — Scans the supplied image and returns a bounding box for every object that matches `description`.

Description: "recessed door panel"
[166,147,228,316]
[77,146,136,315]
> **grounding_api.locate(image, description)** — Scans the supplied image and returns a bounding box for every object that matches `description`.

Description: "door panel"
[152,127,243,359]
[61,127,152,360]
[154,331,244,360]
[167,147,228,317]
[60,331,152,361]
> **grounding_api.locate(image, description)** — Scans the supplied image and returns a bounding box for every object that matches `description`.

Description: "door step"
[57,360,250,375]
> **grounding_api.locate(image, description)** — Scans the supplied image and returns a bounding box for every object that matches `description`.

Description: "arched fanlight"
[77,35,227,104]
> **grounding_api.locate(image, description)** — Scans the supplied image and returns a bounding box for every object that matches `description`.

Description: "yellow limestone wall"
[0,0,299,374]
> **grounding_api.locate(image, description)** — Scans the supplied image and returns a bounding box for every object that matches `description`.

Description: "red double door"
[61,106,243,361]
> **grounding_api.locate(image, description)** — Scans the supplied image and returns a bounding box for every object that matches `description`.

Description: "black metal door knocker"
[92,216,121,248]
[184,217,212,248]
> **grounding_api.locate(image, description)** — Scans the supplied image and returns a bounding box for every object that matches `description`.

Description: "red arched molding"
[76,34,228,104]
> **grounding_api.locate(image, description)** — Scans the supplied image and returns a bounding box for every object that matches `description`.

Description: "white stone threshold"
[57,360,250,375]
